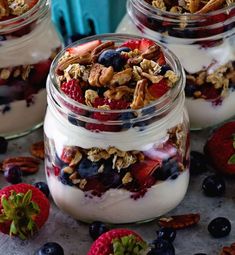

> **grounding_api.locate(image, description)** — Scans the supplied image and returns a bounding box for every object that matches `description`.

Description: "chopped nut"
[115,153,137,171]
[196,71,206,85]
[164,70,179,85]
[193,90,202,98]
[170,6,183,13]
[142,72,163,84]
[0,68,11,80]
[87,148,110,162]
[8,0,29,16]
[141,45,160,60]
[0,0,9,19]
[63,166,74,174]
[122,172,133,184]
[13,68,21,78]
[64,64,89,82]
[69,150,82,167]
[196,0,226,13]
[85,89,99,106]
[69,172,78,180]
[104,85,134,101]
[79,179,87,189]
[220,243,235,255]
[132,66,143,81]
[88,63,103,86]
[21,65,32,80]
[152,0,166,10]
[110,68,133,86]
[187,0,201,13]
[99,66,114,85]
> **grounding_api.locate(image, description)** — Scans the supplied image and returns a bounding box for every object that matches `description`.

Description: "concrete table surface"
[0,127,235,255]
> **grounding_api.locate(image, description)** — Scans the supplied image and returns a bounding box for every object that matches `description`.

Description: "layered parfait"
[0,0,61,137]
[44,36,189,223]
[118,0,235,129]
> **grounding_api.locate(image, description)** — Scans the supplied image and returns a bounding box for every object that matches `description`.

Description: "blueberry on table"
[0,136,8,154]
[208,217,231,238]
[202,175,225,197]
[89,221,109,240]
[156,227,176,243]
[35,242,64,255]
[4,166,22,184]
[148,239,175,255]
[98,49,125,71]
[34,182,50,198]
[190,151,208,175]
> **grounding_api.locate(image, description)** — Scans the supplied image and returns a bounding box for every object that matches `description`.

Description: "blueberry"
[68,115,85,127]
[60,170,73,186]
[154,158,180,181]
[119,112,136,129]
[185,83,197,97]
[34,182,50,198]
[0,35,6,41]
[54,154,66,168]
[98,49,125,71]
[0,136,8,154]
[159,65,171,75]
[190,151,208,175]
[76,158,100,179]
[116,47,131,53]
[208,217,231,238]
[148,239,175,255]
[156,227,176,243]
[101,166,122,188]
[202,175,225,197]
[35,242,64,255]
[89,221,109,240]
[4,166,22,184]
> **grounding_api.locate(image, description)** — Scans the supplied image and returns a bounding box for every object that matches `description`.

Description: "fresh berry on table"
[148,239,175,255]
[190,151,208,175]
[89,221,110,241]
[202,175,226,197]
[4,166,22,184]
[208,217,231,238]
[35,242,64,255]
[155,227,176,243]
[34,182,50,198]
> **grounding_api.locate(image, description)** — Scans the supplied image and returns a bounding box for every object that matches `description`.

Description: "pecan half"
[196,0,226,14]
[104,85,134,100]
[110,68,132,86]
[158,213,200,229]
[0,0,9,19]
[220,243,235,255]
[188,0,201,13]
[1,156,40,174]
[91,41,115,62]
[30,141,44,159]
[141,44,160,60]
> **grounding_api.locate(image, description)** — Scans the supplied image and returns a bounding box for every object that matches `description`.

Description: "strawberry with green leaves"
[0,183,50,239]
[88,228,148,255]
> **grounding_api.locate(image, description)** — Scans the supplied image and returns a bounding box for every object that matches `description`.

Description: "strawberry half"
[148,79,169,98]
[88,228,147,255]
[0,183,50,239]
[121,38,155,53]
[120,39,141,51]
[66,40,101,56]
[139,38,155,52]
[204,121,235,175]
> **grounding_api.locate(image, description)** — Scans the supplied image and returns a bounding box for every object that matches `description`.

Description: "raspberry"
[148,79,169,98]
[60,79,84,103]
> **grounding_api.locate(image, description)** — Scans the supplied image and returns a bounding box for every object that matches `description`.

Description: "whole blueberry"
[156,227,176,243]
[60,170,73,186]
[202,175,225,197]
[185,83,197,97]
[148,239,175,255]
[35,242,64,255]
[89,221,109,240]
[76,158,100,179]
[4,166,22,184]
[115,47,131,53]
[208,217,231,238]
[159,65,171,75]
[119,112,136,129]
[190,151,208,175]
[98,49,124,71]
[34,182,50,198]
[154,158,179,181]
[0,136,8,154]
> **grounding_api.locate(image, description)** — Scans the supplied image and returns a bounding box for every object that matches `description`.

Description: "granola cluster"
[186,61,235,100]
[146,0,234,14]
[0,0,37,19]
[56,39,179,110]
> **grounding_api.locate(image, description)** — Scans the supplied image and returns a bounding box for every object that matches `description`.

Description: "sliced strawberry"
[24,0,38,9]
[131,159,161,186]
[66,40,101,56]
[139,38,155,52]
[156,50,166,65]
[121,39,141,51]
[148,79,169,98]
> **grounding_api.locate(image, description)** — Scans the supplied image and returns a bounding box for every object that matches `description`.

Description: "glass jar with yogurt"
[117,0,235,129]
[44,34,189,224]
[0,0,62,138]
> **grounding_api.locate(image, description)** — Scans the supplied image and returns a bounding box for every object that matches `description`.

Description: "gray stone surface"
[0,127,235,255]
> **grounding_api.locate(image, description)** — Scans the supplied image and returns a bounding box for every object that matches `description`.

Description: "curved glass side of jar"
[117,0,235,129]
[0,0,62,138]
[44,34,189,224]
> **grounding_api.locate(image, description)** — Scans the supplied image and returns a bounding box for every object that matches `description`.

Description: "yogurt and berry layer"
[44,38,189,223]
[118,0,235,129]
[0,0,61,137]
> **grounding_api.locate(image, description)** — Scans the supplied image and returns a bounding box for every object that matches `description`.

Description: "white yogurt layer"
[47,169,189,223]
[0,89,47,136]
[0,14,61,68]
[186,89,235,129]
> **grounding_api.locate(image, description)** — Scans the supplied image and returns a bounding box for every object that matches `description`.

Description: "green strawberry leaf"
[228,154,235,164]
[22,190,32,207]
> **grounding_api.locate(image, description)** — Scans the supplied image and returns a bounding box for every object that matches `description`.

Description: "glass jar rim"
[49,33,185,119]
[132,0,235,18]
[0,0,49,33]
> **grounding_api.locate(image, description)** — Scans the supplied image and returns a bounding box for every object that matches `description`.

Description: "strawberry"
[0,183,50,239]
[24,0,39,9]
[66,40,101,56]
[30,59,52,84]
[88,228,147,255]
[204,121,235,175]
[139,38,155,52]
[148,79,169,98]
[60,79,84,103]
[131,159,161,186]
[121,38,155,53]
[156,50,166,65]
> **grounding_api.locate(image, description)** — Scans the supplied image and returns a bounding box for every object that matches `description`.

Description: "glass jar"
[0,0,62,138]
[117,1,235,129]
[44,34,189,224]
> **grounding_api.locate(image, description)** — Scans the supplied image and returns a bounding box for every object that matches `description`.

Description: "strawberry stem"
[0,190,40,239]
